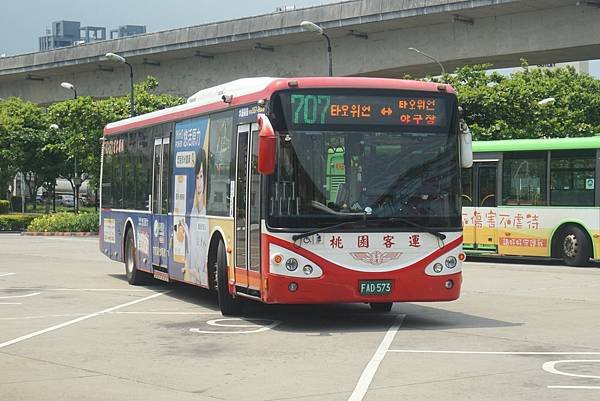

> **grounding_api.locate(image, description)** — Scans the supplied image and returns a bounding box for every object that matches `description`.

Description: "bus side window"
[461,168,473,207]
[502,152,547,206]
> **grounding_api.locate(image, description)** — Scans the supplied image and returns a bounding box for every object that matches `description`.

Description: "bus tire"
[124,229,146,285]
[216,240,242,316]
[369,302,393,312]
[560,225,591,267]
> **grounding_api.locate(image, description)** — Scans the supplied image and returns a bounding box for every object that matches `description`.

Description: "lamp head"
[300,21,324,34]
[60,82,74,90]
[538,97,556,106]
[105,52,126,64]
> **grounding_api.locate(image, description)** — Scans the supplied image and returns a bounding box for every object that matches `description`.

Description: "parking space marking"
[0,291,169,349]
[111,311,220,315]
[0,292,40,299]
[4,288,155,292]
[388,350,600,355]
[190,318,281,334]
[0,313,88,320]
[549,386,600,390]
[388,350,600,391]
[543,359,600,379]
[0,311,219,320]
[0,302,21,305]
[0,273,16,277]
[347,314,406,401]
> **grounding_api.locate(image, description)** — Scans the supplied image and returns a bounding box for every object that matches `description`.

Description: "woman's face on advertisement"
[196,164,204,204]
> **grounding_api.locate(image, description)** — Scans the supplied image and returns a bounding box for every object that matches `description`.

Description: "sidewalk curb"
[21,232,98,237]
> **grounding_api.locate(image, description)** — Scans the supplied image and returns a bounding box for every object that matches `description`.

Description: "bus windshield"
[267,129,461,230]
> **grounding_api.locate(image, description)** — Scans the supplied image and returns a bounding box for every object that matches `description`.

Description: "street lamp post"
[301,21,333,76]
[60,82,77,99]
[58,83,79,211]
[408,47,446,76]
[105,52,135,117]
[50,123,80,213]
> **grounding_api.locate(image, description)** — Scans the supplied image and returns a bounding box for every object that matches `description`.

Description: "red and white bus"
[99,77,471,315]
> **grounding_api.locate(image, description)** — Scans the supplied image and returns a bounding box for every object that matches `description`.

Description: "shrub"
[0,200,9,214]
[27,212,99,233]
[0,214,38,231]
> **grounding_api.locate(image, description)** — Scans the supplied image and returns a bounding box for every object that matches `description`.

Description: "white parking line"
[112,311,220,315]
[549,386,600,390]
[3,288,155,292]
[190,318,281,334]
[388,350,600,355]
[0,273,16,277]
[0,311,219,320]
[0,291,169,349]
[347,314,406,401]
[0,303,21,305]
[543,359,600,379]
[0,313,88,320]
[0,292,40,299]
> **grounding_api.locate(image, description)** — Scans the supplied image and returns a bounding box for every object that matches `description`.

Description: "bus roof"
[473,136,600,153]
[104,77,455,136]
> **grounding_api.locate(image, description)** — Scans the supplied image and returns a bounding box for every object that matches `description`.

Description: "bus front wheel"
[124,229,146,285]
[215,240,242,316]
[560,225,591,267]
[369,302,393,312]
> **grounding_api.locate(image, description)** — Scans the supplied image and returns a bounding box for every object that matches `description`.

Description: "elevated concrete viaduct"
[0,0,598,104]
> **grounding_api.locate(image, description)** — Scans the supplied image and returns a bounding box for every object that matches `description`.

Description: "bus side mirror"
[459,119,473,168]
[257,113,277,175]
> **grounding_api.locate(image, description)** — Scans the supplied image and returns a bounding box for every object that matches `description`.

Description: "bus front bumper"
[261,271,462,304]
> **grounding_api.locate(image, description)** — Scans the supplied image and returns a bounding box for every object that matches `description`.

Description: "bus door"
[234,123,261,295]
[151,135,171,278]
[473,162,498,250]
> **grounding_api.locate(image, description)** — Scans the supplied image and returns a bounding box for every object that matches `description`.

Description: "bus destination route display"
[288,93,448,128]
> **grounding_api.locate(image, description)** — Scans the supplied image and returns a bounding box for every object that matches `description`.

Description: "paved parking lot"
[1,234,600,401]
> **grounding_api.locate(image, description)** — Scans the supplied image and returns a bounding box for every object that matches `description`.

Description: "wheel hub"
[563,234,578,258]
[126,242,134,275]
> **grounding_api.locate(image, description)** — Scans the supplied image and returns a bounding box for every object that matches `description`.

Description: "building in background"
[110,25,146,39]
[39,20,81,51]
[79,26,107,43]
[39,21,146,52]
[539,61,589,74]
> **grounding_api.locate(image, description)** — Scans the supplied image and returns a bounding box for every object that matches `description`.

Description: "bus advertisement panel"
[99,77,466,315]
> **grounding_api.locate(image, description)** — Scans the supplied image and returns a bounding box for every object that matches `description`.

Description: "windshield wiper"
[381,216,447,240]
[292,219,364,242]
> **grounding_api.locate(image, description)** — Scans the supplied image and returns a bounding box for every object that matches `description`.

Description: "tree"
[47,76,185,205]
[0,98,50,208]
[441,61,600,140]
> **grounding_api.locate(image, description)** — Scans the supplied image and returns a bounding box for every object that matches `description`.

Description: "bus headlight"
[303,265,313,275]
[433,263,444,273]
[285,258,298,271]
[445,256,457,269]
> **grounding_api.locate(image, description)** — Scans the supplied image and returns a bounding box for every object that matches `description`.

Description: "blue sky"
[1,0,598,77]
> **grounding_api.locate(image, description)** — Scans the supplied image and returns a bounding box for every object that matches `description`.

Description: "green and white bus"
[462,136,600,266]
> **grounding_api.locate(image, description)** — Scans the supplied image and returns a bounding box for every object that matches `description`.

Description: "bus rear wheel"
[369,302,393,312]
[124,229,146,285]
[560,225,591,267]
[215,240,242,316]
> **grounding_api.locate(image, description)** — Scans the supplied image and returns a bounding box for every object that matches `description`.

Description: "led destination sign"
[288,93,448,128]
